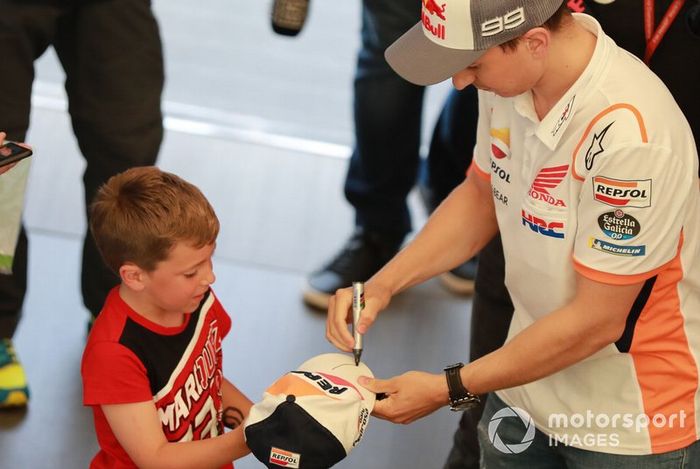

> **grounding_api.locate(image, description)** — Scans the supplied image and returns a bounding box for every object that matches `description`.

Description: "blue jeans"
[477,393,700,469]
[344,0,478,237]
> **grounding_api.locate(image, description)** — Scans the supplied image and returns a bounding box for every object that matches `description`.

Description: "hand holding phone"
[0,140,33,171]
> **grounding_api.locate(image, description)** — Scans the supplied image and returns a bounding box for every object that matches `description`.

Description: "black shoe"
[439,257,478,296]
[303,228,403,310]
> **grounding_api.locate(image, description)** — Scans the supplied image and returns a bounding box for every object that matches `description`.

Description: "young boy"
[82,166,252,468]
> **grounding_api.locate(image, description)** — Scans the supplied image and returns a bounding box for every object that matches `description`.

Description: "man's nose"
[452,70,475,90]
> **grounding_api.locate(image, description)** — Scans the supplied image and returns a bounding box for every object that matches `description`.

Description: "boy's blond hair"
[89,166,220,273]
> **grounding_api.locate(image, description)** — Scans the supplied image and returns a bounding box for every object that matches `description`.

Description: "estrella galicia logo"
[585,122,614,170]
[521,209,565,239]
[589,238,646,256]
[488,406,536,454]
[598,209,640,240]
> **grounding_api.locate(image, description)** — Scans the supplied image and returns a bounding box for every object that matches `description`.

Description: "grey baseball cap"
[385,0,564,85]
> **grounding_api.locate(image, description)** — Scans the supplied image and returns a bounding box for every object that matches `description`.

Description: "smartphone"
[0,141,33,168]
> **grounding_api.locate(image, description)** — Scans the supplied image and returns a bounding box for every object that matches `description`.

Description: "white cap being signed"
[244,353,376,468]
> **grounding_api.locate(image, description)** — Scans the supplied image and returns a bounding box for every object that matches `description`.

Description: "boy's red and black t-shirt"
[82,287,232,468]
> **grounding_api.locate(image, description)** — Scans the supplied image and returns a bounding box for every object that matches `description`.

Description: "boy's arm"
[221,378,253,431]
[103,400,249,469]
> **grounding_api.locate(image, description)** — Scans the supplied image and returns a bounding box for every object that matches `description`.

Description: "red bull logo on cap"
[593,176,651,208]
[422,0,446,40]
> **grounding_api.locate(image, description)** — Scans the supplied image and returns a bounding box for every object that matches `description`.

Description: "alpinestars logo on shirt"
[528,164,569,207]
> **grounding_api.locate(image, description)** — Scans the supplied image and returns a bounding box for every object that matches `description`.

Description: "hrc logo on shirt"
[521,210,565,239]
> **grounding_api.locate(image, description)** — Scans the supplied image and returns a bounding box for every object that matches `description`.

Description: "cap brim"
[385,22,486,86]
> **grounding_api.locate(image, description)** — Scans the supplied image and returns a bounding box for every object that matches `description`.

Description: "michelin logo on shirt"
[589,237,646,257]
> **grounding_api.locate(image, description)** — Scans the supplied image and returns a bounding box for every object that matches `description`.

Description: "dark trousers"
[443,235,514,469]
[0,0,164,337]
[345,0,479,238]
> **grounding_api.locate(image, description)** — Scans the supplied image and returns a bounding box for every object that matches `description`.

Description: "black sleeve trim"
[615,275,657,353]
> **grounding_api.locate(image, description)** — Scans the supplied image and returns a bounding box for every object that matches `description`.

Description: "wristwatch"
[444,362,480,411]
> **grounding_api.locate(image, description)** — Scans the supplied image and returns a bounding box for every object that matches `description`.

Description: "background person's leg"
[303,0,423,309]
[0,1,62,407]
[0,1,58,340]
[53,0,164,320]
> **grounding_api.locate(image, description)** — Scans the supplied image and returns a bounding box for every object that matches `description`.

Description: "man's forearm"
[461,278,641,395]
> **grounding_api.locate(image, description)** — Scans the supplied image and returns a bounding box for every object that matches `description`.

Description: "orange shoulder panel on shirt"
[571,103,648,181]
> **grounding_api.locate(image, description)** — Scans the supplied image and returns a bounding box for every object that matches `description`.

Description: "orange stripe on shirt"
[571,103,649,181]
[628,236,698,453]
[469,161,490,181]
[572,254,679,286]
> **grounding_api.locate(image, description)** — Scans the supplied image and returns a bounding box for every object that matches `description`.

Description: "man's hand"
[358,371,449,424]
[325,280,392,351]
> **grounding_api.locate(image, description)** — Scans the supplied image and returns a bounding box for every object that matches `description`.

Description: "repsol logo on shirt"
[592,176,651,208]
[491,160,511,183]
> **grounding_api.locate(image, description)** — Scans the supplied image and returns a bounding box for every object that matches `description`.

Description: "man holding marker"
[327,0,700,465]
[352,282,364,366]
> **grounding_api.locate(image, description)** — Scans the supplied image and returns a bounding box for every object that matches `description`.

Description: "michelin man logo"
[488,406,536,454]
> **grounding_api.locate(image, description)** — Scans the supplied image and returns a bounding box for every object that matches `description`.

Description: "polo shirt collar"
[515,14,611,151]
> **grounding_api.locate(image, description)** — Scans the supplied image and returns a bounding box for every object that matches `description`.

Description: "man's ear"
[120,263,146,291]
[523,27,550,59]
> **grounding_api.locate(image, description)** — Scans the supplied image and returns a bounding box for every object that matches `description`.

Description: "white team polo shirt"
[472,14,700,455]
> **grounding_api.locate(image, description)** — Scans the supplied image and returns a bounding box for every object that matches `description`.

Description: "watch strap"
[445,362,469,402]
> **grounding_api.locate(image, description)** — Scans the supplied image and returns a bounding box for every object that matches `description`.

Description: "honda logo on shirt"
[528,164,569,207]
